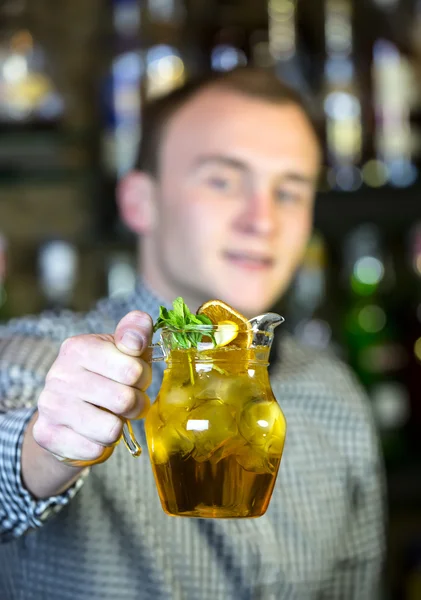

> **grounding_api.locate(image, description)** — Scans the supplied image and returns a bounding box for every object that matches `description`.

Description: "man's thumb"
[114,310,153,357]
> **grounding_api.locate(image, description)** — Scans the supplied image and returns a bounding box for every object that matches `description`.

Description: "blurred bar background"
[0,0,420,597]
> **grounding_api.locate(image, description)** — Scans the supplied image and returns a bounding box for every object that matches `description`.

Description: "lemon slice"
[214,320,239,347]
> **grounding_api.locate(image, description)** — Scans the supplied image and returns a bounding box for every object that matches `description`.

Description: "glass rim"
[158,323,273,335]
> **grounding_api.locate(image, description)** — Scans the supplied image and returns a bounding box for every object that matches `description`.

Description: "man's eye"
[206,176,232,191]
[275,189,298,203]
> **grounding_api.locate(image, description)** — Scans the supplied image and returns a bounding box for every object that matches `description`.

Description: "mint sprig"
[153,297,216,349]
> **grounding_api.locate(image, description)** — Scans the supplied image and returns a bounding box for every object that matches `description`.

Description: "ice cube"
[235,439,283,474]
[266,435,285,458]
[150,421,194,464]
[194,372,252,411]
[158,386,196,422]
[187,399,238,462]
[209,435,247,465]
[235,444,270,474]
[238,399,285,447]
[193,371,225,400]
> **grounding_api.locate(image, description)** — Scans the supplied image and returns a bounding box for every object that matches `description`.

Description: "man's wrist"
[21,412,84,500]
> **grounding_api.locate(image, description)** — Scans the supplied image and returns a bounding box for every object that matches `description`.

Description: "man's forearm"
[21,412,84,500]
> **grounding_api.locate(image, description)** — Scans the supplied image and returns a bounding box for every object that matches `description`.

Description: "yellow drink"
[145,346,286,518]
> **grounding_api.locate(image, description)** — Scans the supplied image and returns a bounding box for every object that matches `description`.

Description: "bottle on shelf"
[287,232,337,353]
[371,38,418,188]
[146,0,185,26]
[341,224,409,464]
[100,0,143,179]
[0,233,10,322]
[402,223,421,458]
[0,0,65,127]
[145,44,186,99]
[268,0,311,93]
[322,0,363,191]
[106,249,137,299]
[268,0,296,67]
[38,240,78,311]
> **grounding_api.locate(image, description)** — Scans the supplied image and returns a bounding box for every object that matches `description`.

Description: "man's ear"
[116,171,157,235]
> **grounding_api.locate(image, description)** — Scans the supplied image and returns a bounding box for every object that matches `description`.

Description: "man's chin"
[212,288,278,319]
[211,269,286,315]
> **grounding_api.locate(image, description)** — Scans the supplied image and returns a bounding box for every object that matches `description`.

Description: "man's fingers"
[56,336,152,391]
[42,375,150,420]
[38,391,123,445]
[33,416,110,463]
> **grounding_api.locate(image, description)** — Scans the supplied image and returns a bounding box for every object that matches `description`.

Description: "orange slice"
[197,300,252,348]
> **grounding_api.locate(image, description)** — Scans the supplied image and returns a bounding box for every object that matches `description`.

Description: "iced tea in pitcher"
[145,298,286,519]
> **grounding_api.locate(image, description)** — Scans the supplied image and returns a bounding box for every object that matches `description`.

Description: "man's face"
[143,87,320,316]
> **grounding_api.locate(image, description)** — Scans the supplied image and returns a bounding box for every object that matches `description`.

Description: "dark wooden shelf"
[314,185,421,236]
[387,463,421,511]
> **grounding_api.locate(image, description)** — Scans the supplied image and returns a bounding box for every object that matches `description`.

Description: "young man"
[0,68,385,599]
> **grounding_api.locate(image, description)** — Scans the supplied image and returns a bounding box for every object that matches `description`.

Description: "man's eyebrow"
[280,172,316,187]
[191,154,248,172]
[191,154,317,187]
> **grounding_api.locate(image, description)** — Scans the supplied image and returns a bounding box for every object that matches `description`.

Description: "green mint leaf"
[173,297,189,321]
[153,306,172,332]
[153,297,216,349]
[189,331,202,347]
[188,314,203,326]
[173,331,190,349]
[194,314,213,326]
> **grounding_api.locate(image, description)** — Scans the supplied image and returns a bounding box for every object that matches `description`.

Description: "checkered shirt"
[0,280,386,599]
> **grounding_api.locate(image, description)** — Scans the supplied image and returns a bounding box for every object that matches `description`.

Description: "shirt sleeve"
[0,332,63,412]
[322,477,386,597]
[0,407,89,544]
[321,378,387,599]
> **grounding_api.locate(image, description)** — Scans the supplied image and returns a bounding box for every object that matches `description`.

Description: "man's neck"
[142,278,207,313]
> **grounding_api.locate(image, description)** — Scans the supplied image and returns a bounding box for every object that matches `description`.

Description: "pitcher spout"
[248,312,284,348]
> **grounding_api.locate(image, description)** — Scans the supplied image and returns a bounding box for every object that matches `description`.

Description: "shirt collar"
[93,276,171,335]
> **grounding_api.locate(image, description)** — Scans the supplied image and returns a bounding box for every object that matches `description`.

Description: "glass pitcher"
[126,313,286,519]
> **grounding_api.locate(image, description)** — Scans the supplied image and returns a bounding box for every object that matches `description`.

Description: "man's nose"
[233,190,276,237]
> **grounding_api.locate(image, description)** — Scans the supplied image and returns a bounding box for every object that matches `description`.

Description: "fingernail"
[121,331,145,351]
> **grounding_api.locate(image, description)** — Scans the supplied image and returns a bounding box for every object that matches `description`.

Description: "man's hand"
[21,311,153,499]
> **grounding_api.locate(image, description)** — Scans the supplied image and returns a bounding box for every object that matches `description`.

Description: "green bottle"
[342,224,409,465]
[0,234,9,322]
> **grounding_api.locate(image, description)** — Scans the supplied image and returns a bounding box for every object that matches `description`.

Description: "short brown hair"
[135,67,319,176]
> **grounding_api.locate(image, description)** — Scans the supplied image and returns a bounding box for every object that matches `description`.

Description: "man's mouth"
[223,250,274,271]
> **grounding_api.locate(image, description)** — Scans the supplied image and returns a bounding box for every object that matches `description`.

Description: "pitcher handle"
[122,342,164,458]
